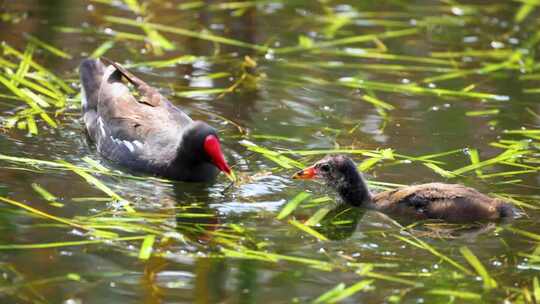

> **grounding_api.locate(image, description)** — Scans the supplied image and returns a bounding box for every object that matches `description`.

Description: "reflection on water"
[0,0,539,303]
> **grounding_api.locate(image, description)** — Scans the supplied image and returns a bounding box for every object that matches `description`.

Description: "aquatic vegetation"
[0,42,74,135]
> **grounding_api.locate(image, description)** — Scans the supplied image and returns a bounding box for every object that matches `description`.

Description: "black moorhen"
[79,58,233,182]
[292,155,516,222]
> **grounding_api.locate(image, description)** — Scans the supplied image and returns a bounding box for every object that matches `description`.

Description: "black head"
[292,155,372,206]
[292,155,356,184]
[179,121,233,179]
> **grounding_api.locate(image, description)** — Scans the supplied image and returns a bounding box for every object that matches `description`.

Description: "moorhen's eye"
[319,164,330,172]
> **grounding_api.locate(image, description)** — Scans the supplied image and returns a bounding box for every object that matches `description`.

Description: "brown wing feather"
[372,183,505,222]
[97,58,193,127]
[100,57,162,107]
[97,82,176,143]
[94,59,192,143]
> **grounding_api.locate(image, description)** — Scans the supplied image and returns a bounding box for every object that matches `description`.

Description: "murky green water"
[0,1,539,303]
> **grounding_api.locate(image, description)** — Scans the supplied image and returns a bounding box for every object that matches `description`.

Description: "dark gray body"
[79,58,219,182]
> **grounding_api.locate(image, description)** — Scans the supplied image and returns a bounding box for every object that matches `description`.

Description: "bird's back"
[372,183,513,222]
[79,58,194,174]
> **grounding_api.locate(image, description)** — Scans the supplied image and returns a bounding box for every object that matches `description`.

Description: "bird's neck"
[168,143,219,182]
[336,169,373,207]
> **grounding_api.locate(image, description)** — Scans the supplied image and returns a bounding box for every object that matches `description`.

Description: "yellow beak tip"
[225,170,237,182]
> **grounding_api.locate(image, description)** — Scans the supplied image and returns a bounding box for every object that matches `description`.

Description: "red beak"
[203,135,234,179]
[292,165,317,179]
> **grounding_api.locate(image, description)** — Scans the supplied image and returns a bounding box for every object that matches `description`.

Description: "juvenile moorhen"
[79,58,233,182]
[292,155,515,222]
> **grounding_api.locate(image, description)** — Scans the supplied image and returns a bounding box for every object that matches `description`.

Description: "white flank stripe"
[81,86,88,108]
[132,140,144,149]
[123,140,135,152]
[98,117,106,136]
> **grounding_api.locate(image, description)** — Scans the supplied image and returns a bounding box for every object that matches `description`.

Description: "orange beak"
[292,165,317,180]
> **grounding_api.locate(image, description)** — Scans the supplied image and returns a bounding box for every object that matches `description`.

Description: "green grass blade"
[81,157,110,172]
[365,271,420,287]
[325,49,455,65]
[26,116,38,135]
[312,283,345,304]
[467,149,482,177]
[221,247,333,271]
[465,109,500,117]
[394,235,472,274]
[58,160,136,213]
[361,94,394,111]
[427,289,481,300]
[2,43,74,93]
[124,0,145,14]
[12,44,35,87]
[452,148,528,176]
[0,196,116,238]
[24,34,72,59]
[304,207,332,226]
[276,28,418,54]
[459,246,497,289]
[0,236,146,250]
[126,55,198,68]
[506,227,540,241]
[515,3,536,22]
[138,234,156,260]
[313,279,373,303]
[358,157,382,172]
[241,141,304,169]
[104,16,269,52]
[423,163,456,178]
[289,219,328,241]
[534,277,540,304]
[277,192,311,220]
[31,183,57,201]
[90,40,116,59]
[340,78,509,101]
[503,129,540,135]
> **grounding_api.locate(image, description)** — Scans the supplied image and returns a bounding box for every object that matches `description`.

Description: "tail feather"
[79,58,106,113]
[80,58,108,141]
[497,202,517,220]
